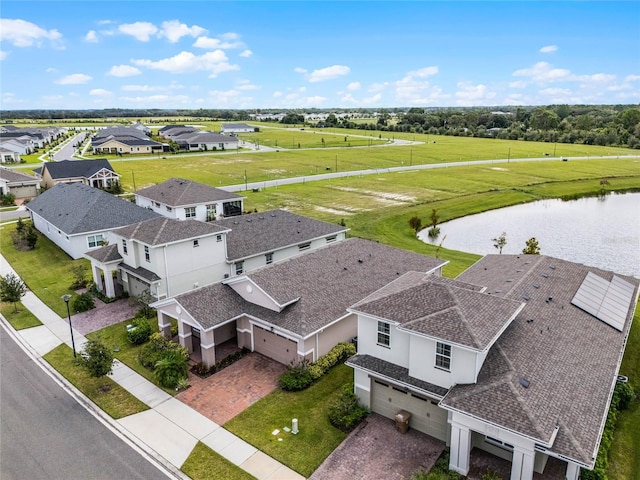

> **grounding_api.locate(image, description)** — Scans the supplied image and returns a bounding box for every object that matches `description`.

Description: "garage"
[253,325,299,365]
[371,378,449,442]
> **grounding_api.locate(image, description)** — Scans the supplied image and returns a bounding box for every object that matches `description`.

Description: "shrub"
[126,317,152,345]
[1,193,16,206]
[190,348,251,378]
[71,292,95,313]
[69,264,89,290]
[154,351,189,389]
[481,471,501,480]
[428,226,441,238]
[77,337,114,384]
[139,332,188,370]
[279,342,356,391]
[327,383,369,432]
[279,360,314,391]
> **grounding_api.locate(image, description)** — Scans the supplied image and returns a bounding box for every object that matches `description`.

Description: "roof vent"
[506,279,513,283]
[526,318,534,323]
[343,267,348,271]
[546,296,553,303]
[519,378,530,388]
[549,265,555,270]
[533,284,540,289]
[358,259,363,263]
[523,294,530,301]
[542,273,549,278]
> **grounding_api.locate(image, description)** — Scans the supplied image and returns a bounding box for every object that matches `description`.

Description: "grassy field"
[236,126,388,149]
[0,301,42,329]
[181,442,256,480]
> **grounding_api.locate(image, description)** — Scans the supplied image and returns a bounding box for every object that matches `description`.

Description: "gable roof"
[0,167,39,185]
[171,238,447,337]
[172,132,237,143]
[93,126,148,140]
[135,178,243,207]
[41,159,117,180]
[26,183,158,234]
[113,217,229,246]
[216,209,347,261]
[441,254,639,466]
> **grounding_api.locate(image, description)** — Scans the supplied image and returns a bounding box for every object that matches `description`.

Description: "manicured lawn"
[181,442,256,480]
[224,363,352,477]
[44,344,149,419]
[0,223,88,317]
[0,301,42,329]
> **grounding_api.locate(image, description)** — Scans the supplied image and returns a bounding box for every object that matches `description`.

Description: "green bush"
[154,351,189,389]
[139,332,188,370]
[71,292,95,313]
[279,342,356,391]
[481,470,501,480]
[126,317,152,345]
[279,360,314,391]
[327,383,369,432]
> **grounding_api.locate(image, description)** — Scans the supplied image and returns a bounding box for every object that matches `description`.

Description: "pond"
[419,193,640,278]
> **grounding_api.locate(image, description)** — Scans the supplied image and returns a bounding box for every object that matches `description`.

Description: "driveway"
[72,297,137,335]
[309,413,445,480]
[177,352,287,425]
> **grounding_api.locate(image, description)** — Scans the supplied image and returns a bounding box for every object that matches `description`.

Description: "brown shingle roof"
[113,217,228,246]
[136,178,243,207]
[84,244,122,263]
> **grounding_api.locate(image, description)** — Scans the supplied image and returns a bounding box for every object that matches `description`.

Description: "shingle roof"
[42,159,116,180]
[93,127,149,140]
[121,264,161,283]
[173,238,446,337]
[26,183,158,234]
[441,254,640,466]
[217,209,347,261]
[85,244,122,263]
[222,123,254,130]
[112,217,229,246]
[135,178,243,207]
[93,136,163,147]
[0,167,40,184]
[172,132,237,143]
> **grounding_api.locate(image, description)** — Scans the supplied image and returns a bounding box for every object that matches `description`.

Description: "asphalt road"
[0,325,171,480]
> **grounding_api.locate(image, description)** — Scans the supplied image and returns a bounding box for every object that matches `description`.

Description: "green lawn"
[0,224,88,317]
[44,344,149,419]
[0,301,42,329]
[181,442,256,480]
[224,364,352,477]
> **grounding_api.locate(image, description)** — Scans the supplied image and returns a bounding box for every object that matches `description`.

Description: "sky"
[1,1,639,110]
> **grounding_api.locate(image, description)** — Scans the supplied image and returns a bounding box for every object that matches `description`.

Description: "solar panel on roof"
[571,272,635,331]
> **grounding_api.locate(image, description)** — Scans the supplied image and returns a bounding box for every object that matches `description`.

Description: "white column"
[200,329,216,367]
[178,321,193,352]
[449,423,472,475]
[511,446,535,480]
[92,265,103,292]
[104,266,116,298]
[565,462,580,480]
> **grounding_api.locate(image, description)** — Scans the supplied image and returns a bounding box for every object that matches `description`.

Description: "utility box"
[395,410,411,434]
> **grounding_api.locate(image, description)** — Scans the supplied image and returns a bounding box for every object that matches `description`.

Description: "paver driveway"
[177,352,287,425]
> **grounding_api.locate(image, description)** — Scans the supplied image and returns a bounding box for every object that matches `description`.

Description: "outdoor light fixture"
[61,294,76,358]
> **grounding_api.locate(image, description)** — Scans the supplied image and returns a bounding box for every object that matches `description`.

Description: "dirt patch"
[332,186,417,204]
[314,206,356,216]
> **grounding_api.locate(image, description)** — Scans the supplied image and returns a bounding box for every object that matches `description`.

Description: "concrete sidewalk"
[0,254,304,480]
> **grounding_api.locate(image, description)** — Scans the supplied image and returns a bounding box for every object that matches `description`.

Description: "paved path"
[0,254,304,480]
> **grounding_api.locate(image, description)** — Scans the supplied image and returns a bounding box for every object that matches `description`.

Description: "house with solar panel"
[346,254,638,480]
[91,126,166,155]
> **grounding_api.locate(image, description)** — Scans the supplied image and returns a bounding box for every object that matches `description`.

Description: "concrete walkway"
[0,254,304,480]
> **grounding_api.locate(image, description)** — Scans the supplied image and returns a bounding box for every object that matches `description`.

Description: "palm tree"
[154,351,188,389]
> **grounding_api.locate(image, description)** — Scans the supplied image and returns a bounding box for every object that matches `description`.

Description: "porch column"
[565,462,580,480]
[511,446,535,480]
[449,423,472,475]
[103,266,116,298]
[157,312,173,338]
[200,329,216,368]
[92,265,104,292]
[178,321,193,353]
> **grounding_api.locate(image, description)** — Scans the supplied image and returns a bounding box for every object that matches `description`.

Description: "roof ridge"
[555,419,591,463]
[152,218,170,245]
[506,254,546,295]
[450,286,482,349]
[506,378,551,442]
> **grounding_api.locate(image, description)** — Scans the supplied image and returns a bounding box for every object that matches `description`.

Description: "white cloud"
[131,50,239,77]
[347,81,361,91]
[89,88,112,96]
[575,73,616,83]
[368,82,389,93]
[119,22,158,42]
[0,19,62,47]
[272,91,283,98]
[509,80,527,88]
[0,51,7,61]
[294,67,307,74]
[301,96,327,106]
[362,93,382,105]
[455,82,496,106]
[120,94,191,105]
[85,30,98,43]
[394,66,443,104]
[236,80,259,91]
[107,65,141,77]
[540,45,558,53]
[98,20,113,25]
[308,65,350,82]
[625,75,640,82]
[121,83,183,92]
[55,73,92,85]
[340,93,357,103]
[45,67,57,73]
[193,33,243,50]
[239,49,253,58]
[159,20,206,43]
[539,87,572,96]
[512,61,571,83]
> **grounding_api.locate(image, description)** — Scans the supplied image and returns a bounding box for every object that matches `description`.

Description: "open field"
[236,126,388,149]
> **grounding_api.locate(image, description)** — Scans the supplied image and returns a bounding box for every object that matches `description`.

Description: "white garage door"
[253,325,299,365]
[371,378,449,442]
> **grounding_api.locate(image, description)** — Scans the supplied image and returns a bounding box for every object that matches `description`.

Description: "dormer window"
[435,342,451,371]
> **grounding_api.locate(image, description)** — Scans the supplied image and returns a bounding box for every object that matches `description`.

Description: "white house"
[221,123,257,133]
[347,255,639,480]
[171,131,238,151]
[0,167,40,200]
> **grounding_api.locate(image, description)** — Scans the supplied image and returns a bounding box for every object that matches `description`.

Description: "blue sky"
[1,1,639,110]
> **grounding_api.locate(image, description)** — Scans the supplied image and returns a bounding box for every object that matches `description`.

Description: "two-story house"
[346,255,639,480]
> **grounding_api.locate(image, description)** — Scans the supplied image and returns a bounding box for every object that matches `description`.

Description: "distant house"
[34,159,120,189]
[157,125,199,139]
[171,131,238,151]
[26,183,157,259]
[0,167,40,201]
[135,178,245,221]
[221,123,258,133]
[0,147,21,164]
[91,136,166,155]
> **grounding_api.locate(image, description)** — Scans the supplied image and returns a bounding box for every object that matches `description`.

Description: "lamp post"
[61,294,76,358]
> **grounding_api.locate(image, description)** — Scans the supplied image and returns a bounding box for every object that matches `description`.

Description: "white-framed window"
[298,242,311,251]
[122,239,128,254]
[144,245,150,262]
[206,204,216,222]
[377,321,390,347]
[435,342,451,371]
[193,239,199,247]
[87,234,104,248]
[235,261,244,275]
[265,253,273,264]
[185,207,196,218]
[216,234,222,242]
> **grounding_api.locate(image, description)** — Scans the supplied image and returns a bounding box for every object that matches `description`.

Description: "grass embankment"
[181,442,256,480]
[44,344,149,419]
[0,301,42,329]
[224,364,351,477]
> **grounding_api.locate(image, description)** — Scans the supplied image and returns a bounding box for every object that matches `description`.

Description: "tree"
[492,232,507,254]
[77,338,114,388]
[522,237,541,255]
[0,273,27,313]
[408,216,422,233]
[154,351,189,389]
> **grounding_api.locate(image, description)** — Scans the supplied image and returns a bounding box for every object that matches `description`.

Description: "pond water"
[419,193,640,278]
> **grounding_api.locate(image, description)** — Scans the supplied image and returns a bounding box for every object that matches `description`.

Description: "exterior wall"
[354,369,372,408]
[237,316,252,350]
[134,196,239,222]
[93,139,154,154]
[213,320,237,345]
[357,315,410,368]
[227,278,281,311]
[315,314,357,358]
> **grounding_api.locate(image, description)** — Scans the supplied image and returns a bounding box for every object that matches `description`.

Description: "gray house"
[0,167,40,201]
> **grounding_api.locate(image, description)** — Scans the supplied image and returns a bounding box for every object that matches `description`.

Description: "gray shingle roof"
[441,254,640,466]
[121,264,161,282]
[217,209,347,261]
[172,132,237,143]
[26,183,158,234]
[113,217,229,246]
[41,159,116,180]
[174,238,446,336]
[93,127,148,140]
[85,244,122,263]
[0,167,40,184]
[135,178,243,207]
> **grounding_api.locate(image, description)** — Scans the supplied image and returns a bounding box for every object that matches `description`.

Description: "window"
[235,261,244,275]
[326,235,337,243]
[185,207,196,218]
[87,234,104,248]
[193,239,199,247]
[154,201,160,207]
[216,234,222,242]
[435,342,451,371]
[166,206,172,212]
[298,242,311,251]
[144,245,150,262]
[206,204,216,222]
[377,321,390,347]
[265,253,273,264]
[122,239,128,255]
